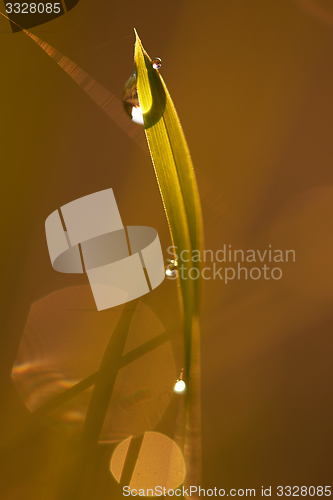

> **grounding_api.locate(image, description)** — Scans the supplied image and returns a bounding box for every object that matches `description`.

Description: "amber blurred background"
[1,0,333,498]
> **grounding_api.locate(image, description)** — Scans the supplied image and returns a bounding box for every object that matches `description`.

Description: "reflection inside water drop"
[151,58,162,70]
[174,379,186,393]
[165,260,178,278]
[122,73,144,125]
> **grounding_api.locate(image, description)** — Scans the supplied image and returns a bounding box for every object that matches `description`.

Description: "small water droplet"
[174,368,186,393]
[165,260,178,277]
[151,58,162,70]
[122,73,144,125]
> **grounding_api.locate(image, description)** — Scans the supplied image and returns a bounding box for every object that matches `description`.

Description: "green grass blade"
[134,31,204,485]
[134,30,204,315]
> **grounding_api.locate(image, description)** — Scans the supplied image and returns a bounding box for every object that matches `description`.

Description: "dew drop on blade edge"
[165,260,178,277]
[174,379,186,393]
[151,58,162,70]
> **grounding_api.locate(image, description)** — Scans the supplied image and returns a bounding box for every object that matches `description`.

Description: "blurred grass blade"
[134,31,204,486]
[0,11,147,151]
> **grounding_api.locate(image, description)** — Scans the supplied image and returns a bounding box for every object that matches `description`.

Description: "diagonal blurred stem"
[80,300,139,447]
[34,328,174,417]
[0,11,147,152]
[56,299,139,500]
[0,317,175,476]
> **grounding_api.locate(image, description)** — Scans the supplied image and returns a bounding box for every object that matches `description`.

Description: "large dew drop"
[122,73,144,125]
